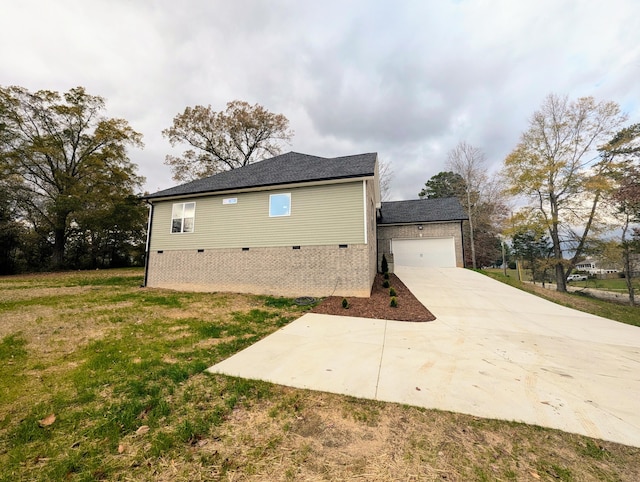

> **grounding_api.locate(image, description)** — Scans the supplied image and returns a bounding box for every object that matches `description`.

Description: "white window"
[171,202,195,233]
[269,193,291,217]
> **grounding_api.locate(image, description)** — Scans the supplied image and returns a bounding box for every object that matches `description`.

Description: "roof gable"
[378,198,468,224]
[145,151,377,200]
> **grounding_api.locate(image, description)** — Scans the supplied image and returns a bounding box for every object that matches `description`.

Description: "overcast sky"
[2,0,639,200]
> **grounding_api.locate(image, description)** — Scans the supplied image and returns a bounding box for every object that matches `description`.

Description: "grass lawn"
[482,269,640,327]
[567,277,640,292]
[491,268,640,293]
[1,268,639,481]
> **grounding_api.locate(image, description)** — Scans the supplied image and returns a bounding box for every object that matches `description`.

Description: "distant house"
[575,258,620,275]
[142,152,466,298]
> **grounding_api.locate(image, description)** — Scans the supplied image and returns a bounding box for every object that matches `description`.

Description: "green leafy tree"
[511,228,552,283]
[419,166,506,268]
[418,171,466,199]
[468,201,505,268]
[0,183,25,274]
[162,100,293,182]
[602,123,640,159]
[67,194,147,269]
[613,164,640,305]
[502,94,627,292]
[0,85,144,269]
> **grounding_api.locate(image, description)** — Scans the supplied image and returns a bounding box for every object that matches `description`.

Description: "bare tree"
[378,158,394,201]
[446,141,488,269]
[163,100,293,182]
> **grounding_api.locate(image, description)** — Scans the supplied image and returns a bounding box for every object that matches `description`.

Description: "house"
[574,257,620,275]
[143,152,380,297]
[143,152,467,298]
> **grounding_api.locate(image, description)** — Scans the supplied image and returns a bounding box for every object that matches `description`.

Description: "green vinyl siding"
[149,181,366,251]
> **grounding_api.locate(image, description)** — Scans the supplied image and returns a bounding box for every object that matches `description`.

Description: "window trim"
[170,201,196,234]
[269,193,291,217]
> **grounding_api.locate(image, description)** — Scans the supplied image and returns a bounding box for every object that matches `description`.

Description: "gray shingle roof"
[144,151,377,200]
[378,198,468,224]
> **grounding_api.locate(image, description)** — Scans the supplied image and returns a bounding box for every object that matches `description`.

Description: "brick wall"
[377,222,465,271]
[146,244,373,298]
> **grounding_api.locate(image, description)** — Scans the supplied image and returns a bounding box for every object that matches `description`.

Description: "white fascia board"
[145,175,373,203]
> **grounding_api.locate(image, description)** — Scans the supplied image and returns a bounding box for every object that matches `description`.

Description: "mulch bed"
[311,273,436,322]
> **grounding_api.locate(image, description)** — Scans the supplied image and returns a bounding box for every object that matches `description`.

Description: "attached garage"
[392,237,456,268]
[377,198,468,272]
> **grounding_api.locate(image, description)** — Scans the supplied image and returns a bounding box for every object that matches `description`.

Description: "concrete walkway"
[208,267,640,447]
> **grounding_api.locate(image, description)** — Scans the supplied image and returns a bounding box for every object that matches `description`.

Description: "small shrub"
[341,298,349,309]
[389,287,397,297]
[381,254,388,274]
[390,297,398,308]
[382,280,390,288]
[383,272,390,280]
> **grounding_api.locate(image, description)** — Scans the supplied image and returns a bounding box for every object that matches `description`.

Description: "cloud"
[1,0,639,201]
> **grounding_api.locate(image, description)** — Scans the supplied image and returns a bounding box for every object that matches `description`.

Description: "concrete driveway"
[208,267,640,447]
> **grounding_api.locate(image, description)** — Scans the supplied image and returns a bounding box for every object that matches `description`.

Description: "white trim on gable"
[145,176,373,203]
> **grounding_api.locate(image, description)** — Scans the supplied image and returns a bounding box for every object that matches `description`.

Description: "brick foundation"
[146,244,373,298]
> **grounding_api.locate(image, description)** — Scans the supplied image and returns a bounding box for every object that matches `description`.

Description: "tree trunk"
[555,263,566,292]
[51,209,70,270]
[567,191,602,279]
[530,258,537,284]
[550,225,566,292]
[548,194,567,292]
[52,226,66,269]
[621,219,635,307]
[623,248,635,306]
[466,190,477,269]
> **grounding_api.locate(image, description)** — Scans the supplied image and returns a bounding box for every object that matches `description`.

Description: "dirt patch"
[199,392,432,480]
[0,304,117,357]
[312,273,435,322]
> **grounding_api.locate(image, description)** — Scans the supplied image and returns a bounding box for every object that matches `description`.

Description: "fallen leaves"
[38,413,56,427]
[115,425,150,455]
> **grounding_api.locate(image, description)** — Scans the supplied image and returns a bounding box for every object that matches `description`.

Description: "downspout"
[143,202,154,287]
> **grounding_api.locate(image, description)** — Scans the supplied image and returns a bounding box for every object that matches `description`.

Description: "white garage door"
[392,237,456,268]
